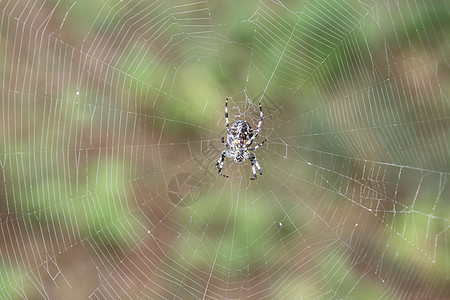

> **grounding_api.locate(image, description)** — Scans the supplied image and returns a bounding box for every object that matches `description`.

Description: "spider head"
[234,149,245,163]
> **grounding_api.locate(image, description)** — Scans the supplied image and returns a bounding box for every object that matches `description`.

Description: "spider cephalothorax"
[215,98,266,180]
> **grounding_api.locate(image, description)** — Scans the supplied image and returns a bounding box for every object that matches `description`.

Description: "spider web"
[1,0,449,299]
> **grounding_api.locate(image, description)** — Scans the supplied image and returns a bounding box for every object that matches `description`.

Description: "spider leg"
[249,154,263,180]
[255,157,263,175]
[216,150,229,178]
[225,98,230,131]
[249,138,267,151]
[221,137,231,149]
[246,103,263,147]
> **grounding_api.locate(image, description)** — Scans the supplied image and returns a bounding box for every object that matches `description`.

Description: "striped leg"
[246,103,263,146]
[250,138,267,151]
[225,98,229,130]
[221,137,231,149]
[216,150,229,178]
[249,155,263,180]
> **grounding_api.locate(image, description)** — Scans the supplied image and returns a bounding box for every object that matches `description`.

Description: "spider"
[216,98,267,180]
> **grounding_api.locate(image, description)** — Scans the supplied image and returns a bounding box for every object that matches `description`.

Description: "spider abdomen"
[228,120,253,148]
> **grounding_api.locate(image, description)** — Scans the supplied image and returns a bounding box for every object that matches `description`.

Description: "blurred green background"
[0,0,449,299]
